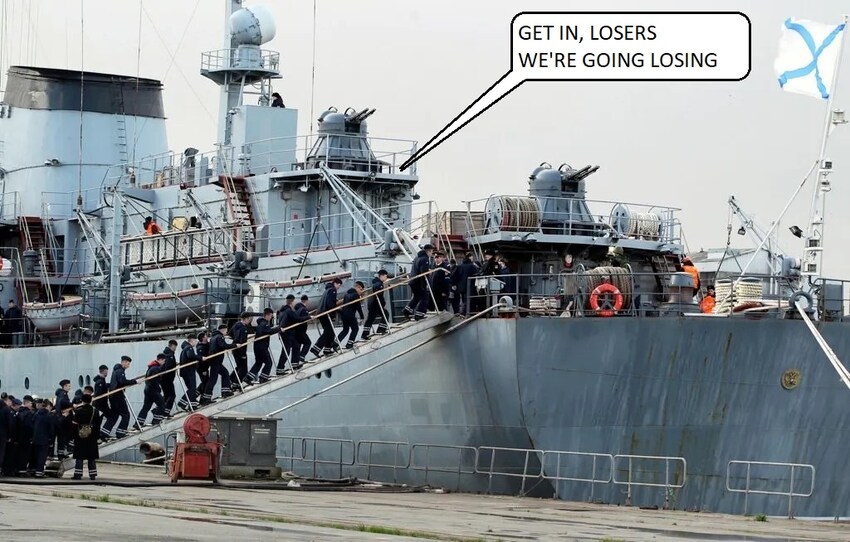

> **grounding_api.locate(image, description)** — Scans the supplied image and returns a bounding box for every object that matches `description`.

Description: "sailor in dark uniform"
[403,244,433,320]
[362,270,390,340]
[177,334,202,411]
[292,295,312,366]
[101,356,138,440]
[337,281,365,349]
[160,339,179,414]
[430,252,452,311]
[277,295,297,374]
[72,394,101,480]
[201,325,233,404]
[229,313,252,388]
[0,393,12,475]
[30,400,55,477]
[246,308,279,384]
[311,278,343,358]
[92,365,111,420]
[136,354,167,427]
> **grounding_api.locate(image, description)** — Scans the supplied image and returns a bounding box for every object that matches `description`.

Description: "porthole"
[78,375,84,388]
[24,377,29,390]
[86,375,91,386]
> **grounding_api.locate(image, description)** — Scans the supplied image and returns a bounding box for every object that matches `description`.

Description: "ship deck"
[1,464,848,541]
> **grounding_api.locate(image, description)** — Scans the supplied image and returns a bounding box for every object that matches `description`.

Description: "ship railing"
[540,450,615,502]
[459,195,682,245]
[357,440,411,483]
[247,134,419,177]
[200,48,281,73]
[725,460,815,518]
[277,435,356,479]
[613,454,687,510]
[0,190,20,222]
[410,444,479,491]
[811,277,850,321]
[462,271,803,319]
[475,446,547,496]
[100,133,419,189]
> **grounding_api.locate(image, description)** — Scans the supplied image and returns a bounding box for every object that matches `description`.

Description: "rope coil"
[485,196,541,232]
[584,266,633,311]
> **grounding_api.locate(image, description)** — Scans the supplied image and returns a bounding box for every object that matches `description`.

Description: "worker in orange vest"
[681,256,700,291]
[700,284,716,314]
[144,216,161,235]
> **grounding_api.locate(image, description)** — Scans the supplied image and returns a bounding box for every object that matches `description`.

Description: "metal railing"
[613,454,687,509]
[475,446,546,496]
[410,443,478,491]
[357,440,410,483]
[725,460,815,518]
[201,48,280,73]
[541,450,615,502]
[277,435,356,479]
[461,195,682,245]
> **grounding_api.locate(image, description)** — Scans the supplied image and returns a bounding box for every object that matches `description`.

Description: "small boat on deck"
[24,295,83,332]
[126,287,207,327]
[259,271,352,310]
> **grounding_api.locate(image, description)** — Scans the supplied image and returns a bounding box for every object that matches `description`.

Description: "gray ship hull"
[3,315,850,515]
[510,316,850,517]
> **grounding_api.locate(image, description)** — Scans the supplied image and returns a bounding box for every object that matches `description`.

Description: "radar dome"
[230,5,276,46]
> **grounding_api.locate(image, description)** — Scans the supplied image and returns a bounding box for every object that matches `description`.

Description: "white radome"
[230,5,277,46]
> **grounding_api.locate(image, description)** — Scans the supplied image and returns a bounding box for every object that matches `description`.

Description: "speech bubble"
[400,11,751,171]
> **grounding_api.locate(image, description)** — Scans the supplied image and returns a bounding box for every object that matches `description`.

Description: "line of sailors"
[0,386,100,479]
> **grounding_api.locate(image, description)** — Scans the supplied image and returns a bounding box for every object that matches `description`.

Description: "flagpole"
[803,14,849,283]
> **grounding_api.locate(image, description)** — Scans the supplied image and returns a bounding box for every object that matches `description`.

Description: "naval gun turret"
[305,107,382,172]
[485,162,602,236]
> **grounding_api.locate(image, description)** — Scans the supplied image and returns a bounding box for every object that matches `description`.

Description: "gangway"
[64,311,454,470]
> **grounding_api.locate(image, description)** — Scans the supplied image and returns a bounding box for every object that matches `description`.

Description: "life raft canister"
[589,283,623,317]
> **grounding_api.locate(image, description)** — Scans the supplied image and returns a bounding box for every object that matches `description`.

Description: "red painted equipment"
[169,413,221,484]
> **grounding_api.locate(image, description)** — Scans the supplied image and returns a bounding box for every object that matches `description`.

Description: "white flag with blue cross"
[775,18,846,100]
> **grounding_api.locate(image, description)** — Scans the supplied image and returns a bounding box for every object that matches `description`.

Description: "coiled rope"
[584,266,632,311]
[488,196,540,232]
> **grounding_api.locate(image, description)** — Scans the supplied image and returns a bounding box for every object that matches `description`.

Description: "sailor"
[701,284,717,314]
[100,355,139,441]
[176,335,201,411]
[1,396,20,476]
[15,395,34,475]
[71,394,100,481]
[276,296,298,375]
[246,308,279,384]
[497,258,516,297]
[195,331,211,398]
[30,399,55,477]
[135,354,168,428]
[451,252,479,315]
[160,339,179,415]
[472,249,499,314]
[229,312,252,389]
[361,270,390,340]
[5,300,24,347]
[271,92,285,108]
[681,256,700,291]
[311,278,343,358]
[0,392,12,475]
[337,281,365,349]
[92,365,111,420]
[54,379,71,410]
[292,295,312,366]
[201,325,233,404]
[403,244,434,321]
[430,252,452,311]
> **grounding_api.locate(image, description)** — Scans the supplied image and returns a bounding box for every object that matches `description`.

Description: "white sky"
[2,0,850,279]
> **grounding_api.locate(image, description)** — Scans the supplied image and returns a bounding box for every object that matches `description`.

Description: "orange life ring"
[589,283,623,317]
[732,301,763,313]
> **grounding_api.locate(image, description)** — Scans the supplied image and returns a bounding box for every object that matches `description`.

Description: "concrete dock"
[0,464,848,541]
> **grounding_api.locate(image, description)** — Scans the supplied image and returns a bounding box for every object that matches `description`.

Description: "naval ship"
[2,1,850,518]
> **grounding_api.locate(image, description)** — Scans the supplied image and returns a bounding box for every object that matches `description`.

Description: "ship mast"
[201,1,280,147]
[801,15,849,282]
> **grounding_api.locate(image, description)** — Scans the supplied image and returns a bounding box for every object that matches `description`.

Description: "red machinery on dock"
[169,413,221,484]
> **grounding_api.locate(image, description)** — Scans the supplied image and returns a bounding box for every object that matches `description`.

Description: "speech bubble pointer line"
[400,71,524,171]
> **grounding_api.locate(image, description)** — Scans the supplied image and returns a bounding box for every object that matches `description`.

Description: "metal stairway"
[73,312,454,468]
[214,175,256,251]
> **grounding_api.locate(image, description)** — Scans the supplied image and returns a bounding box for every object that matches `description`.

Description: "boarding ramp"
[61,312,454,472]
